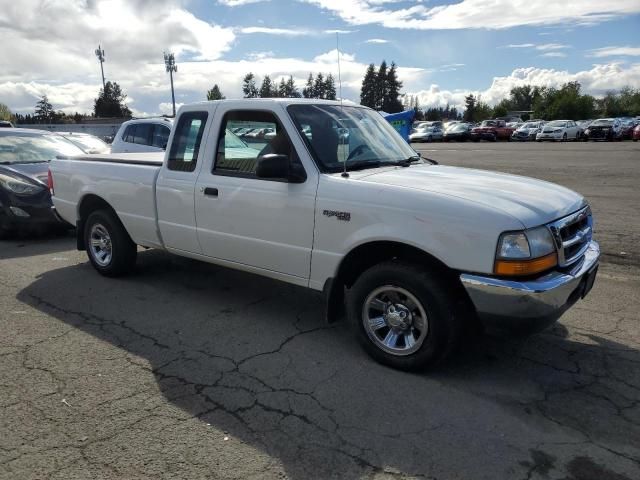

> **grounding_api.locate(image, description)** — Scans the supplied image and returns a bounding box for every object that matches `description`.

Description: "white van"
[110,118,173,153]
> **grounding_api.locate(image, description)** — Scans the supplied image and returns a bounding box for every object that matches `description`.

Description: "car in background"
[633,124,640,142]
[111,118,173,153]
[56,132,110,154]
[619,119,637,140]
[470,119,515,141]
[511,121,545,141]
[0,121,14,128]
[443,123,472,142]
[0,129,84,238]
[245,127,275,139]
[536,120,581,142]
[409,124,443,142]
[583,118,622,141]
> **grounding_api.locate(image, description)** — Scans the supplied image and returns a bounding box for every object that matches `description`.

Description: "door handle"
[203,187,218,197]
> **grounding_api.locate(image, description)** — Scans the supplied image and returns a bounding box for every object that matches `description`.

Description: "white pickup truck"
[50,99,599,370]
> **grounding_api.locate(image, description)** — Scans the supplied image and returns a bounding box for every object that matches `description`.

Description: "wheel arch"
[324,240,470,323]
[76,194,122,250]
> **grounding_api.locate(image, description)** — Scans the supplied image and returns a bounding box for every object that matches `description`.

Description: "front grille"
[548,206,593,267]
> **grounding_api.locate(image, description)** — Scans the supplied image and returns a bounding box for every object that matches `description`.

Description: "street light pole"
[164,52,178,117]
[94,45,106,91]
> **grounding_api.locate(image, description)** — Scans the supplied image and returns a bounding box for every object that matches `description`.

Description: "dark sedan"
[0,129,84,238]
[443,123,472,142]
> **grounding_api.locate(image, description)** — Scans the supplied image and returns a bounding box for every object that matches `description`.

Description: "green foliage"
[301,72,336,99]
[532,82,595,120]
[242,73,259,98]
[35,95,54,121]
[596,87,640,117]
[93,82,131,118]
[359,60,404,112]
[206,84,225,101]
[258,75,277,98]
[0,103,12,121]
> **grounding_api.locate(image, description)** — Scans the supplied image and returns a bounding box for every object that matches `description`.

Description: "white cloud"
[535,43,570,51]
[408,63,640,111]
[588,46,640,57]
[302,0,640,29]
[540,52,567,58]
[365,38,389,44]
[507,44,536,48]
[240,26,312,35]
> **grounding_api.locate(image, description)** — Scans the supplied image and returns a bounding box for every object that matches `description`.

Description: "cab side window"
[151,124,170,149]
[167,112,208,172]
[123,125,136,143]
[214,110,299,178]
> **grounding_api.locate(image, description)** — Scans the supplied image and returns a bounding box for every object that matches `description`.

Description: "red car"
[470,120,515,141]
[633,124,640,142]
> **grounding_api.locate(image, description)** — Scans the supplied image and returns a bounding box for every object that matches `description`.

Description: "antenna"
[337,33,349,178]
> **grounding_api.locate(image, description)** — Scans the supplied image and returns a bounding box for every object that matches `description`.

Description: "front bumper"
[536,132,563,141]
[460,241,600,334]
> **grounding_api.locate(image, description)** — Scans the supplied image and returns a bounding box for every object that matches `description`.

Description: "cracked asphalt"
[1,141,639,479]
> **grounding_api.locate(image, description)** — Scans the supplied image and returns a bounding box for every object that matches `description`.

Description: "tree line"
[360,61,403,113]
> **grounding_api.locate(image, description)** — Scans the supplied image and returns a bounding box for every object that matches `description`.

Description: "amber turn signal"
[494,253,558,276]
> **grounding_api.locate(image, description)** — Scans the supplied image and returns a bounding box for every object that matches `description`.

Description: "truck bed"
[52,152,165,248]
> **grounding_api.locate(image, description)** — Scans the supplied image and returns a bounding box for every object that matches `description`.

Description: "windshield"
[480,120,497,127]
[591,119,614,126]
[0,132,84,164]
[449,124,468,132]
[63,134,110,154]
[547,121,567,127]
[521,122,539,129]
[288,104,419,173]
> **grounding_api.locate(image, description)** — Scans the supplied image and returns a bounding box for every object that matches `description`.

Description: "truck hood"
[353,165,585,228]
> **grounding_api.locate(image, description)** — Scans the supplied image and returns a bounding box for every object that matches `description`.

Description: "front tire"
[84,209,137,277]
[346,261,463,371]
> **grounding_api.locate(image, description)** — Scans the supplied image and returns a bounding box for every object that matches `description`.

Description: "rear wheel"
[84,209,137,277]
[347,261,463,371]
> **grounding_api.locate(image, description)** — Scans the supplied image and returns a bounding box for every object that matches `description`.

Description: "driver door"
[194,106,318,282]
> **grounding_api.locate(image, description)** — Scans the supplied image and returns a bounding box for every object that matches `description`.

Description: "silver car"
[409,125,443,143]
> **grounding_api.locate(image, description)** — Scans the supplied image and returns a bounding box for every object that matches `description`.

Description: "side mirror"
[256,154,306,183]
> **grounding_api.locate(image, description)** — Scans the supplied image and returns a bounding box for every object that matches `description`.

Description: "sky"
[0,0,639,117]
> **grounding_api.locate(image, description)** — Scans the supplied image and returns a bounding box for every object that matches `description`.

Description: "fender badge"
[323,210,351,222]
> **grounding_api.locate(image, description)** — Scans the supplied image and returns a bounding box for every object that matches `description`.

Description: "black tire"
[0,224,13,240]
[561,133,567,142]
[84,209,137,277]
[346,261,463,371]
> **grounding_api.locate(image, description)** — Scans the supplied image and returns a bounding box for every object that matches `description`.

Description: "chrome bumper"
[460,241,600,334]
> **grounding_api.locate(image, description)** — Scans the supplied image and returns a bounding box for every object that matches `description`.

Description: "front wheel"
[84,209,137,277]
[347,262,463,371]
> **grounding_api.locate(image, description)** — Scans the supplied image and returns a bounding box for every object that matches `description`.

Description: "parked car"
[245,127,275,139]
[0,129,83,237]
[0,121,14,128]
[443,123,472,142]
[409,124,443,142]
[50,98,599,371]
[582,118,622,142]
[536,120,581,142]
[511,121,545,141]
[470,120,515,141]
[633,124,640,142]
[56,132,111,154]
[111,118,173,153]
[619,119,637,140]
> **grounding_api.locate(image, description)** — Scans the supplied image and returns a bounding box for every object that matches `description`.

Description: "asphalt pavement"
[1,141,639,479]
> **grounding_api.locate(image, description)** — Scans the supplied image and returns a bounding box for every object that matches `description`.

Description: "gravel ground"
[1,141,639,479]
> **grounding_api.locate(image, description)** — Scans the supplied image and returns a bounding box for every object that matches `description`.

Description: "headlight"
[0,173,45,196]
[495,226,557,276]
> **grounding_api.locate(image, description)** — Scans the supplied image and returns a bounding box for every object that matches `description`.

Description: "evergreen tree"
[375,61,388,111]
[206,84,225,101]
[35,95,54,122]
[302,73,315,98]
[314,73,326,99]
[259,75,276,98]
[463,94,476,122]
[277,77,288,98]
[242,73,259,98]
[93,81,131,118]
[383,62,403,113]
[285,76,301,98]
[360,64,377,108]
[324,74,337,100]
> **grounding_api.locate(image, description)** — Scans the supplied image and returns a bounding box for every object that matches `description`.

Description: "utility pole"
[164,52,177,117]
[94,45,106,91]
